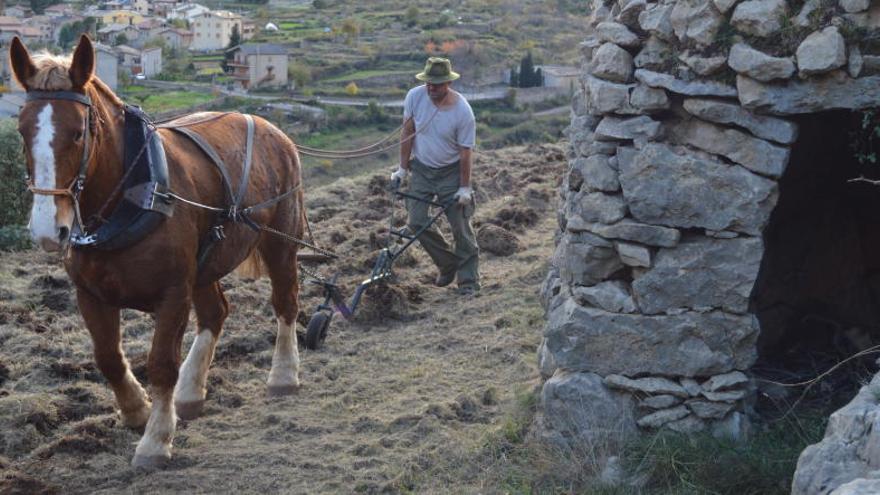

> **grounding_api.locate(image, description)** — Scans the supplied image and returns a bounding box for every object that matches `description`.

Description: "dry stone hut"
[538,1,880,491]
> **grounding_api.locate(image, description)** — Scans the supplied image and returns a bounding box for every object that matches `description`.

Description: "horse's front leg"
[132,287,191,468]
[77,289,151,429]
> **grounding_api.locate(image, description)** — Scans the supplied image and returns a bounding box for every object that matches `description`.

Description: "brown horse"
[10,35,305,467]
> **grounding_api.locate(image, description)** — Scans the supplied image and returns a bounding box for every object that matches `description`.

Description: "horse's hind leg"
[174,282,228,419]
[260,239,301,396]
[77,289,151,429]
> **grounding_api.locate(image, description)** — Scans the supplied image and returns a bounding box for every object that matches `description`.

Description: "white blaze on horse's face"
[28,103,70,252]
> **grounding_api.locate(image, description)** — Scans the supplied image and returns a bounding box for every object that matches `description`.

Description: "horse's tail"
[234,248,266,280]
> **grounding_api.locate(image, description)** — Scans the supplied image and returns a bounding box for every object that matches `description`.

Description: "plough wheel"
[305,311,332,350]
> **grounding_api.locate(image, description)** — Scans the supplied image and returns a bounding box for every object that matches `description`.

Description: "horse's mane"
[28,50,124,108]
[29,51,73,90]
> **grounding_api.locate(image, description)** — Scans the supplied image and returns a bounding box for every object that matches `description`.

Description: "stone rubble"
[539,4,880,490]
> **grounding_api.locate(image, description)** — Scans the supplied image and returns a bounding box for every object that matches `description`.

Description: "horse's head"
[11,35,95,252]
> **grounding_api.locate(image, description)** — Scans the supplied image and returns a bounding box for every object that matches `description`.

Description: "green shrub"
[0,118,29,228]
[0,225,31,251]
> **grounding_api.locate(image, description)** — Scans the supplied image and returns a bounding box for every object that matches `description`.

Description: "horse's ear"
[9,37,36,90]
[69,34,95,89]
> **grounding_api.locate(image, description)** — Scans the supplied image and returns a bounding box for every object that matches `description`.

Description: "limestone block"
[686,400,736,419]
[552,233,623,286]
[738,73,880,115]
[591,42,635,83]
[537,339,557,379]
[667,415,707,433]
[843,4,880,28]
[605,374,690,397]
[850,45,864,78]
[793,373,880,494]
[544,297,757,376]
[635,69,738,97]
[619,143,779,235]
[540,370,637,446]
[615,241,652,267]
[573,154,620,192]
[797,26,847,77]
[794,0,821,28]
[832,477,880,495]
[617,0,647,28]
[583,219,681,247]
[640,395,682,409]
[585,75,633,114]
[630,84,670,112]
[682,98,798,144]
[639,4,675,41]
[713,0,739,14]
[840,0,870,13]
[730,0,788,37]
[702,370,749,391]
[540,268,562,311]
[595,115,663,142]
[637,405,690,428]
[728,42,796,81]
[635,37,673,72]
[596,21,641,47]
[671,0,724,48]
[679,51,728,76]
[632,236,763,315]
[573,280,638,313]
[565,190,627,225]
[701,389,748,401]
[667,118,791,177]
[680,377,703,397]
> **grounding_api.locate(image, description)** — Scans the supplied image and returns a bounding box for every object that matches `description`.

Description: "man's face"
[426,81,450,101]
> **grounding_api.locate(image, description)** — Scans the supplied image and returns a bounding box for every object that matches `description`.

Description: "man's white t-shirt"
[403,85,476,169]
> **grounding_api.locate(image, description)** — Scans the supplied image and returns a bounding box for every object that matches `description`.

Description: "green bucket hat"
[415,57,460,84]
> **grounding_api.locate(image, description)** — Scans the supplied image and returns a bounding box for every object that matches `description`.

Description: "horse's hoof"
[131,454,170,469]
[267,384,300,397]
[175,400,204,420]
[120,405,151,430]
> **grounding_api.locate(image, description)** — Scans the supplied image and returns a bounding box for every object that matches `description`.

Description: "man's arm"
[399,117,416,170]
[459,146,472,186]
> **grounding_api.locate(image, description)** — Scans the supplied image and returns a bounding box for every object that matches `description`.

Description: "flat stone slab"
[605,374,689,397]
[618,143,779,235]
[632,236,764,315]
[738,73,880,115]
[636,68,738,97]
[682,98,798,144]
[544,297,758,377]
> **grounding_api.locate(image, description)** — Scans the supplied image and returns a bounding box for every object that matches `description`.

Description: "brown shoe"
[434,270,456,287]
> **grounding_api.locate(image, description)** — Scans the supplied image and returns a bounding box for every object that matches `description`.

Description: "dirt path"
[0,143,565,494]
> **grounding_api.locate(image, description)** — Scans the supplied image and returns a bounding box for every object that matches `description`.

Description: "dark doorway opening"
[751,110,880,413]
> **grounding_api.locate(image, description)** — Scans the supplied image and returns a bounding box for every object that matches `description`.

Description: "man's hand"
[390,165,408,189]
[454,186,472,205]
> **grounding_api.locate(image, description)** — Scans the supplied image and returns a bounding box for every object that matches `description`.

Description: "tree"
[29,0,58,15]
[535,67,543,87]
[114,33,128,46]
[227,24,241,49]
[405,5,419,27]
[0,119,28,227]
[508,67,518,87]
[519,51,536,88]
[345,82,358,96]
[288,63,311,89]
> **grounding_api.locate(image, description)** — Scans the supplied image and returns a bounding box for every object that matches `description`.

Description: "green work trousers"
[406,157,480,289]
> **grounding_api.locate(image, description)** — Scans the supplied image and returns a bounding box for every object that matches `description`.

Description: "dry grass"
[0,143,566,493]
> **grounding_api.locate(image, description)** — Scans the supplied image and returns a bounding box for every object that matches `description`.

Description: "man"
[391,57,480,296]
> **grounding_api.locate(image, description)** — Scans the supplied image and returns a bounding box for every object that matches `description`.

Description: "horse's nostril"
[58,226,69,242]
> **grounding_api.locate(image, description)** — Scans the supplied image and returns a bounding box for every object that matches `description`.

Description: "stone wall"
[538,0,880,465]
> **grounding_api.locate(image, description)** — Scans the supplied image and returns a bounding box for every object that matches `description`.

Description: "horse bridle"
[23,90,94,240]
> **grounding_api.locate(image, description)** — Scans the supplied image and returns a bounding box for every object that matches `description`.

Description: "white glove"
[390,165,408,183]
[455,186,473,205]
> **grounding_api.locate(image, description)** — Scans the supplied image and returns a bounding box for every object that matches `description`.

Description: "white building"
[140,46,162,77]
[190,10,241,51]
[167,3,210,22]
[95,43,119,90]
[226,43,288,91]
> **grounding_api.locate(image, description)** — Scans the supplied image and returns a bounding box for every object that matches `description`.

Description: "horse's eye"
[74,131,84,142]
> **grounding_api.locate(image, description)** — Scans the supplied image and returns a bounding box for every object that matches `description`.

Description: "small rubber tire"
[305,311,331,350]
